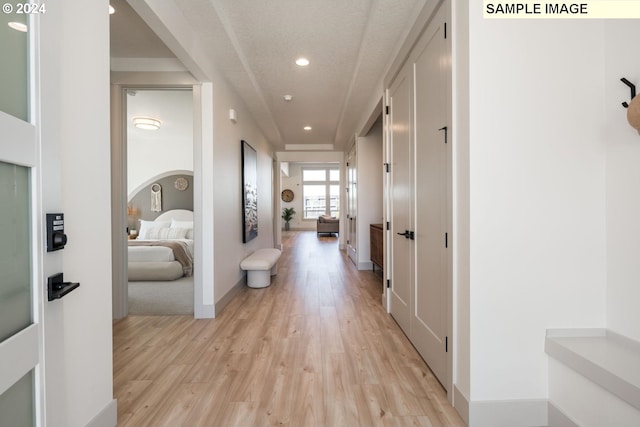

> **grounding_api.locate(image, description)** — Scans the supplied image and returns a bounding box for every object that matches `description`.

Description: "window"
[302,167,340,219]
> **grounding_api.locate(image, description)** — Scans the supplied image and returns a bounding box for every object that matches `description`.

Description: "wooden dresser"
[370,224,384,271]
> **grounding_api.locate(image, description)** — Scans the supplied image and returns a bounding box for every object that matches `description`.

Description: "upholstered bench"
[240,248,282,288]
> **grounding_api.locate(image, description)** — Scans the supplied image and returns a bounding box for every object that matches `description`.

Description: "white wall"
[211,72,275,305]
[127,89,193,196]
[281,163,312,230]
[604,21,640,343]
[468,2,607,409]
[356,119,384,268]
[41,1,115,426]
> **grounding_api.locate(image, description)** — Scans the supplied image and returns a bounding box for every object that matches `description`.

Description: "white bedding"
[129,245,174,262]
[128,239,194,262]
[127,210,195,281]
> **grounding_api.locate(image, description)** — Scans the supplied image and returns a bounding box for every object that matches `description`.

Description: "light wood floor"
[113,231,465,427]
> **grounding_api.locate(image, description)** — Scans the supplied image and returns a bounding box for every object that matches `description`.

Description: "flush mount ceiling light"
[109,5,115,14]
[133,117,161,130]
[295,57,310,66]
[303,126,312,131]
[284,95,293,102]
[8,22,28,32]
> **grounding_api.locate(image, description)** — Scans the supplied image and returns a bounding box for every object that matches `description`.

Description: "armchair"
[317,215,339,236]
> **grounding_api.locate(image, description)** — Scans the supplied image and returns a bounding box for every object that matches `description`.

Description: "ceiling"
[110,0,426,151]
[126,89,192,143]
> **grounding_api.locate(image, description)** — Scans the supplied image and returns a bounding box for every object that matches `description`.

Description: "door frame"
[110,80,210,319]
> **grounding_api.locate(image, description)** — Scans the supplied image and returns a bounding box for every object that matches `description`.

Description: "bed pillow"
[138,219,170,239]
[171,219,194,239]
[144,227,188,240]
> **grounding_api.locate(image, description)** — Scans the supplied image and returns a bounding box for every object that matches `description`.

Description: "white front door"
[0,11,44,426]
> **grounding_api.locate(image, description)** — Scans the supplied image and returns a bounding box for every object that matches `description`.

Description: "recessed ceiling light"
[284,95,293,102]
[109,5,115,14]
[8,22,28,32]
[303,126,312,131]
[133,117,161,130]
[295,58,310,67]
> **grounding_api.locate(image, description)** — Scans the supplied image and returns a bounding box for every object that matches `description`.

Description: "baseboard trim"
[548,402,580,427]
[85,399,117,427]
[194,303,214,318]
[357,261,373,271]
[214,278,244,315]
[469,398,548,427]
[454,385,469,426]
[283,227,315,231]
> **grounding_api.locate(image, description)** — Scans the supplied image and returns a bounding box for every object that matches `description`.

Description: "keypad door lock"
[46,213,68,252]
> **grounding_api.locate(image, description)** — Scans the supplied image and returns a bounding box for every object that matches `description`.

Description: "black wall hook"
[621,78,636,108]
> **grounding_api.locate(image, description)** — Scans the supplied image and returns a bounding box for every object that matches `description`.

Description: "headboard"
[154,209,193,222]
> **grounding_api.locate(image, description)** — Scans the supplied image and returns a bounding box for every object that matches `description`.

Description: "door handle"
[397,230,415,240]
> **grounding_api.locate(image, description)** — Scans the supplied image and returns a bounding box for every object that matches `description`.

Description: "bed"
[128,209,194,281]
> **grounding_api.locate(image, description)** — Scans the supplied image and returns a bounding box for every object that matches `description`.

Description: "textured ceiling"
[111,0,426,150]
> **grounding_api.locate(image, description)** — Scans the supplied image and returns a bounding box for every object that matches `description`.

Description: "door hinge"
[439,126,448,144]
[347,240,350,245]
[446,336,448,352]
[386,221,390,230]
[386,105,390,115]
[444,22,447,39]
[385,163,390,173]
[387,279,390,289]
[346,162,349,167]
[445,232,448,248]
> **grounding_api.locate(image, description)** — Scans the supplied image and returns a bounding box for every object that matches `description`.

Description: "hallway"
[113,231,464,426]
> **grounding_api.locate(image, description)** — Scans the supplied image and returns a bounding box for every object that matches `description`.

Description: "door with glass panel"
[0,10,43,427]
[346,149,357,263]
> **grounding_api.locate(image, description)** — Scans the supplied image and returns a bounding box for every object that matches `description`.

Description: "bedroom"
[125,88,195,315]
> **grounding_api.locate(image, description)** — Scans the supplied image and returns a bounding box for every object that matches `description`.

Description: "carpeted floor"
[128,276,194,315]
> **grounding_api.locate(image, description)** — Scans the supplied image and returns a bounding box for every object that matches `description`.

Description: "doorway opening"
[125,88,194,315]
[280,162,341,238]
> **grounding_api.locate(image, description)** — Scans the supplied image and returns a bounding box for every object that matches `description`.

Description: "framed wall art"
[241,140,258,243]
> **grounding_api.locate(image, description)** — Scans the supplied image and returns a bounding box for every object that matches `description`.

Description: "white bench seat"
[240,248,282,288]
[546,328,640,424]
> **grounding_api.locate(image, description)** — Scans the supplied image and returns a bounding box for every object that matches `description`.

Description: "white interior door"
[389,65,413,334]
[411,14,449,386]
[0,11,44,426]
[387,2,451,391]
[347,147,357,264]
